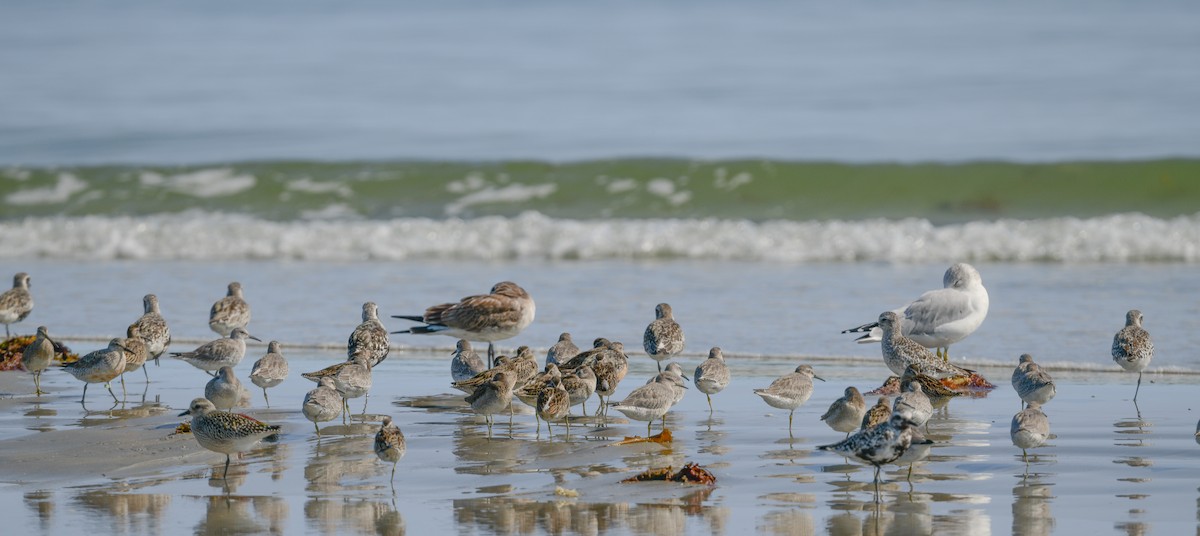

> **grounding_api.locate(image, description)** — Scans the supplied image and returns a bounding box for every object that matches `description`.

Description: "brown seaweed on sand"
[621,462,717,485]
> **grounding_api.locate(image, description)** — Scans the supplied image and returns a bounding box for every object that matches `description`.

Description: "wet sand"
[0,345,1197,534]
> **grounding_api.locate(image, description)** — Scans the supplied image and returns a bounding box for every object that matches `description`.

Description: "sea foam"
[1,211,1198,262]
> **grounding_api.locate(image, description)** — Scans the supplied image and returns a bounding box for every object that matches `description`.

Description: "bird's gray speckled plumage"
[821,386,867,435]
[209,282,251,337]
[643,303,684,372]
[171,328,259,374]
[249,341,289,408]
[0,272,33,338]
[1011,354,1056,406]
[349,302,389,367]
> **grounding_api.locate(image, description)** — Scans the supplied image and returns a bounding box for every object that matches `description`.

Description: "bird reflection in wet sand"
[304,497,405,535]
[1012,475,1055,536]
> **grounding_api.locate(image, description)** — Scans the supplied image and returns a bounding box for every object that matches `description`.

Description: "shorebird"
[611,374,677,436]
[651,362,689,405]
[374,416,407,486]
[753,364,824,435]
[878,312,974,379]
[561,364,597,416]
[130,294,170,366]
[1011,354,1056,407]
[821,386,867,436]
[866,376,902,397]
[546,332,580,366]
[464,371,515,438]
[0,272,33,338]
[536,374,572,437]
[861,397,891,430]
[453,346,539,395]
[1011,401,1050,462]
[249,341,289,408]
[901,366,963,400]
[643,303,684,372]
[556,337,614,370]
[694,347,731,413]
[591,342,629,422]
[1112,309,1153,401]
[349,302,389,367]
[893,381,933,428]
[179,398,280,480]
[63,338,128,404]
[303,377,343,436]
[392,281,536,366]
[842,263,989,360]
[818,414,924,501]
[209,282,251,337]
[301,354,373,423]
[516,363,562,430]
[21,326,55,396]
[206,366,251,411]
[451,340,486,383]
[118,328,150,395]
[171,327,260,375]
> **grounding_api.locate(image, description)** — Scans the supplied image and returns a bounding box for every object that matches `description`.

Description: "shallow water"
[1,349,1197,535]
[5,259,1200,369]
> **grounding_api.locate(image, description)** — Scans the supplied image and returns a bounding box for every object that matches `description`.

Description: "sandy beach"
[0,344,1196,535]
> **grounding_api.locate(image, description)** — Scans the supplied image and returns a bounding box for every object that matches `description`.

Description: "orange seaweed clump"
[611,428,672,446]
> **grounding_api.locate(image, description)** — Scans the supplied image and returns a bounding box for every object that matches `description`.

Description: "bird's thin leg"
[34,372,42,396]
[314,422,321,436]
[81,383,89,404]
[120,375,127,400]
[263,388,270,408]
[706,394,713,414]
[223,454,231,480]
[143,367,149,382]
[1134,372,1143,401]
[106,382,120,403]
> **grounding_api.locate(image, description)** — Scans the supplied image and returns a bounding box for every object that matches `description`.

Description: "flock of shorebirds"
[0,263,1160,499]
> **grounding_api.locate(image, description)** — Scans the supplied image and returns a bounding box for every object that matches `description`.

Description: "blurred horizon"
[2,0,1198,166]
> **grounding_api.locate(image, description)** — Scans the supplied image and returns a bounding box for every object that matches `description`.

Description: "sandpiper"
[392,281,536,366]
[179,397,280,480]
[878,312,974,379]
[21,326,55,396]
[374,416,407,486]
[206,366,251,411]
[1011,401,1050,462]
[171,327,260,375]
[611,374,677,436]
[209,282,251,337]
[464,371,515,438]
[818,414,923,501]
[561,364,597,416]
[303,377,343,436]
[1112,309,1153,401]
[901,366,963,399]
[753,364,824,435]
[820,386,867,436]
[451,339,486,383]
[349,302,389,367]
[130,294,170,366]
[117,328,150,396]
[546,332,580,366]
[591,342,629,422]
[0,272,33,338]
[861,397,892,430]
[892,380,933,428]
[301,354,373,423]
[63,338,128,404]
[536,374,572,437]
[651,362,689,405]
[694,347,730,413]
[842,263,989,360]
[643,303,684,372]
[1012,354,1056,407]
[249,341,289,408]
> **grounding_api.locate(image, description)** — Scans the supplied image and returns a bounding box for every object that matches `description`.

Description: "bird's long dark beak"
[814,375,826,382]
[178,409,191,417]
[249,335,262,342]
